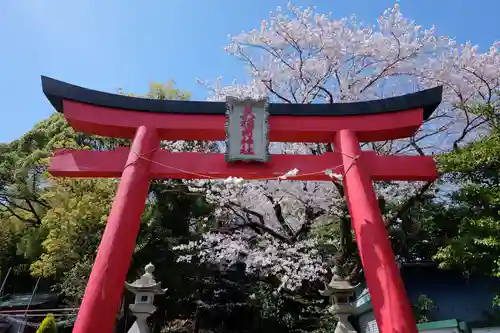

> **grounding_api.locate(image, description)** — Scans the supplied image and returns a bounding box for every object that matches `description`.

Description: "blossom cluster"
[201,3,499,152]
[198,2,500,214]
[173,230,327,291]
[183,2,500,290]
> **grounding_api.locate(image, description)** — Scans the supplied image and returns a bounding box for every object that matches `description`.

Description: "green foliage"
[308,313,337,333]
[118,80,191,101]
[147,81,191,101]
[254,284,296,329]
[30,178,116,278]
[310,220,340,254]
[434,115,500,275]
[0,81,193,293]
[0,218,24,275]
[37,313,57,333]
[439,131,500,178]
[413,294,436,323]
[58,256,94,304]
[243,282,334,333]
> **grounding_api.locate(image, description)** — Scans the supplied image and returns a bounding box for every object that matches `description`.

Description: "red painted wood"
[48,149,438,182]
[335,129,418,333]
[63,100,424,142]
[72,126,160,333]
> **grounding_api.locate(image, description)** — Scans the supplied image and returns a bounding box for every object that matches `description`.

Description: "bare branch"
[225,202,292,243]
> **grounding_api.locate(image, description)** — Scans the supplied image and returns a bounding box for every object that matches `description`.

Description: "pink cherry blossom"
[178,2,499,291]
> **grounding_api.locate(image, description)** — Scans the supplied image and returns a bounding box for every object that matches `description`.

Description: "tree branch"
[0,201,39,225]
[25,199,43,225]
[264,195,294,237]
[225,202,292,243]
[385,181,434,228]
[291,206,325,242]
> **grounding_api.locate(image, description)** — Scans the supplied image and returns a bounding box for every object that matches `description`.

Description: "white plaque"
[225,97,270,163]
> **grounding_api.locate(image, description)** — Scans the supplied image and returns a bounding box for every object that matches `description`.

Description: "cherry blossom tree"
[175,2,500,291]
[175,231,330,291]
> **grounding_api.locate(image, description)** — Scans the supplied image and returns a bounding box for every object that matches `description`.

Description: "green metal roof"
[0,293,58,308]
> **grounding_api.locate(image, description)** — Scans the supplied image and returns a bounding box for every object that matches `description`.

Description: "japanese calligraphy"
[240,105,256,155]
[225,97,269,163]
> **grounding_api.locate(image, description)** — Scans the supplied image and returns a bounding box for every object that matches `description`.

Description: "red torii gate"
[41,76,442,333]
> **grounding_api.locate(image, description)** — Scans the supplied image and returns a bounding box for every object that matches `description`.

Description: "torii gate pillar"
[335,129,417,332]
[41,76,442,333]
[74,126,160,333]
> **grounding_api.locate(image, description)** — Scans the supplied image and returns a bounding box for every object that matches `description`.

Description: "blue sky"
[0,0,498,142]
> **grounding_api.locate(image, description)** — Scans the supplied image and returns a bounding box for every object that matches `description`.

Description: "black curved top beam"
[41,76,443,120]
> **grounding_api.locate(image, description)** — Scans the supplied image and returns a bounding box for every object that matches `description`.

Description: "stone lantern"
[125,263,167,333]
[320,266,358,333]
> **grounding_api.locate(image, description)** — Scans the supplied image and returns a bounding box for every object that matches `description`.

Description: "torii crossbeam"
[41,76,442,333]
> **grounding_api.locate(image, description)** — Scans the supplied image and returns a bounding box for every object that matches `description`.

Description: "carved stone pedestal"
[332,312,357,333]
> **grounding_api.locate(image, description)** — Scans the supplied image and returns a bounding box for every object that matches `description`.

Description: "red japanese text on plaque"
[225,97,270,163]
[240,105,256,155]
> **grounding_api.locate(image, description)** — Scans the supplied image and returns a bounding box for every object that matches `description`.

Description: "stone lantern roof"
[125,263,166,295]
[320,266,358,297]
